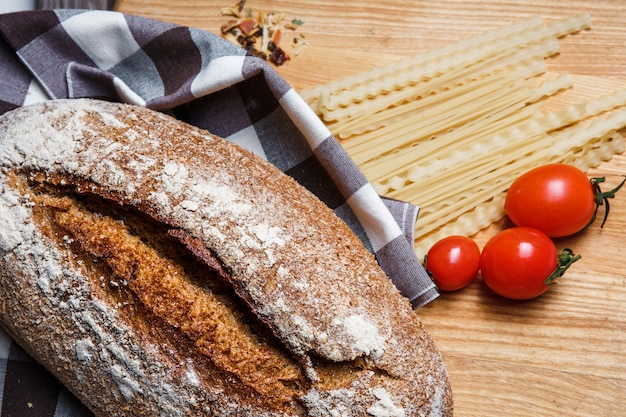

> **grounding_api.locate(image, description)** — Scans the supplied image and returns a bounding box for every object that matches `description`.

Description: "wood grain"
[115,0,626,91]
[115,1,626,416]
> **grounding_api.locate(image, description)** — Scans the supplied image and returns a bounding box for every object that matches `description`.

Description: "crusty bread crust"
[0,99,452,416]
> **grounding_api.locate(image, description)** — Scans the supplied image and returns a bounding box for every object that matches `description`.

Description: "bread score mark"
[9,167,422,414]
[19,172,306,407]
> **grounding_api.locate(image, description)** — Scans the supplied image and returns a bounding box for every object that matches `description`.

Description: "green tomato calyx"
[545,248,581,286]
[590,175,626,229]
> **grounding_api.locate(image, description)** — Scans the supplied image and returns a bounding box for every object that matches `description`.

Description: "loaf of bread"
[0,99,452,416]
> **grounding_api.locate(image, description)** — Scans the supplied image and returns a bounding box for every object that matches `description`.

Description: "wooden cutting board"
[115,1,626,416]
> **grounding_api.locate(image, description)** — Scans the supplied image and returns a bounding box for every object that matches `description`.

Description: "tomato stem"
[589,175,626,228]
[545,248,581,285]
[422,254,441,292]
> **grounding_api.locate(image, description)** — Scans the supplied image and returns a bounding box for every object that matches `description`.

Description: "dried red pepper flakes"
[220,0,306,66]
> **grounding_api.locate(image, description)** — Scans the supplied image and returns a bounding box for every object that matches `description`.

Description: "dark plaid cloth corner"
[0,9,438,416]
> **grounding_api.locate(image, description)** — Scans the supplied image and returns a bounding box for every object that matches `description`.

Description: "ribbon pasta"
[301,13,626,257]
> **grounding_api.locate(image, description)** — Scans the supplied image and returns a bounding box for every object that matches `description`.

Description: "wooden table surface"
[115,1,626,415]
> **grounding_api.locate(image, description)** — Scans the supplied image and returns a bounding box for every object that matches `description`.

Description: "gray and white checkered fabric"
[0,9,438,416]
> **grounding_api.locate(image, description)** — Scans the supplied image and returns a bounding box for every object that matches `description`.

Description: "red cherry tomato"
[425,235,480,291]
[480,227,580,300]
[505,163,625,238]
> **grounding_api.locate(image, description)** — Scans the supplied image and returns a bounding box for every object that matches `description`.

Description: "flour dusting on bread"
[0,99,452,416]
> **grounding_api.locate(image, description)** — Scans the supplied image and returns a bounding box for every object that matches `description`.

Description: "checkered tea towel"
[0,9,438,416]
